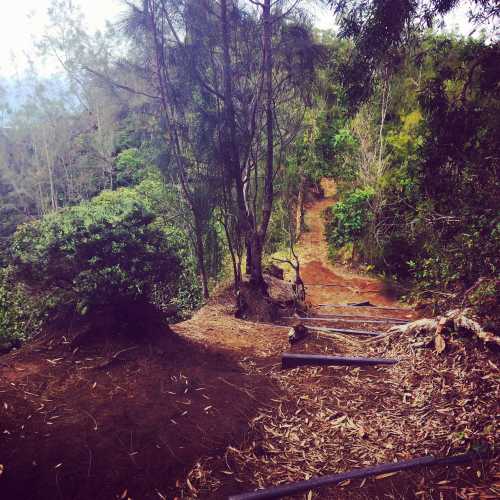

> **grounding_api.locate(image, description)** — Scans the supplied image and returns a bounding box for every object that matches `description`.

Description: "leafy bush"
[0,267,45,343]
[115,148,152,188]
[325,187,374,255]
[10,184,201,332]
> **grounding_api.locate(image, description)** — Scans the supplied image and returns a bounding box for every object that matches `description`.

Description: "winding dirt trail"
[296,179,412,316]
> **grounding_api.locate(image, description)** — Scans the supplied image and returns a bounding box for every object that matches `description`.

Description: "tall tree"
[121,0,319,295]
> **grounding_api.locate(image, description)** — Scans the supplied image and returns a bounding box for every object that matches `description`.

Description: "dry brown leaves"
[181,323,498,499]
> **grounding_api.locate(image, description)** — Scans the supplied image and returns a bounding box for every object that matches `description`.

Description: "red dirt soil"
[0,179,497,499]
[0,329,279,499]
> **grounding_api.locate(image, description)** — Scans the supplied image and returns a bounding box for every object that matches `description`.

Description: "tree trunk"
[295,174,305,237]
[250,233,266,292]
[194,217,210,299]
[248,0,274,293]
[44,134,58,211]
[220,0,249,256]
[260,0,274,240]
[222,213,240,290]
[245,238,252,275]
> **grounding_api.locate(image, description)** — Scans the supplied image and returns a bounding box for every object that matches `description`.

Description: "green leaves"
[0,267,45,343]
[10,180,202,332]
[325,187,375,250]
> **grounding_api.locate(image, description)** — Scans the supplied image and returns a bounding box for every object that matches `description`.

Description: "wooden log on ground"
[318,303,411,312]
[282,353,397,369]
[313,312,409,323]
[227,452,485,500]
[304,283,381,293]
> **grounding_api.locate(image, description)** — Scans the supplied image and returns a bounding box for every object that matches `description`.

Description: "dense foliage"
[322,34,500,295]
[10,180,201,333]
[325,187,374,254]
[0,268,46,343]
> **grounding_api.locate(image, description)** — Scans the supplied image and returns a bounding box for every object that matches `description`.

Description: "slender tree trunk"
[44,135,58,211]
[193,217,210,299]
[250,235,264,290]
[220,0,248,251]
[296,173,305,237]
[220,0,251,284]
[245,239,252,275]
[221,211,241,290]
[250,0,274,291]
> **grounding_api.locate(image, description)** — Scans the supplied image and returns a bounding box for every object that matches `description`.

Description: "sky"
[0,0,481,78]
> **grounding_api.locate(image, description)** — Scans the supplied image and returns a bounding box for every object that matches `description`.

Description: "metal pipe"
[283,315,404,326]
[284,315,408,324]
[282,353,397,369]
[228,453,483,500]
[318,303,411,312]
[307,326,381,337]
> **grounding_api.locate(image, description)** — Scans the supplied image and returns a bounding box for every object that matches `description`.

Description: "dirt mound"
[0,328,277,500]
[234,275,297,322]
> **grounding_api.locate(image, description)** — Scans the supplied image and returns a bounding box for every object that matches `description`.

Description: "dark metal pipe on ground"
[305,283,382,293]
[227,453,484,500]
[283,316,406,325]
[318,303,411,312]
[282,353,397,369]
[284,315,408,324]
[307,326,382,337]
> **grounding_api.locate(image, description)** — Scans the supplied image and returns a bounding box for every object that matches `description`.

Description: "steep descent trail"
[294,178,413,318]
[173,181,496,499]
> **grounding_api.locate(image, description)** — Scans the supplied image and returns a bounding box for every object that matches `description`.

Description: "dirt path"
[297,179,411,315]
[0,182,496,500]
[175,181,496,499]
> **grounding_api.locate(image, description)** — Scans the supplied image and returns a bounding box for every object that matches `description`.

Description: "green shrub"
[0,267,45,343]
[115,148,151,187]
[325,187,374,254]
[10,185,201,332]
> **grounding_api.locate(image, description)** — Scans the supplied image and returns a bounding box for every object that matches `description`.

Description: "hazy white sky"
[0,0,477,78]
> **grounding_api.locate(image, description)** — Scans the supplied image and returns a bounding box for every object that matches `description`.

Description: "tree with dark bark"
[121,0,320,298]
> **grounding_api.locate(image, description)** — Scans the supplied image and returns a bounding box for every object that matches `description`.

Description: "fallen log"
[304,283,350,287]
[227,452,485,500]
[389,308,500,348]
[307,326,382,337]
[304,284,382,293]
[283,316,408,325]
[282,353,397,369]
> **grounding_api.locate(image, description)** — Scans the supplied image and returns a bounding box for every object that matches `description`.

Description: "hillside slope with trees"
[0,0,498,498]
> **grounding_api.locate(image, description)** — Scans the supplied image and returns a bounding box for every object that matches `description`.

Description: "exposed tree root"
[388,308,500,348]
